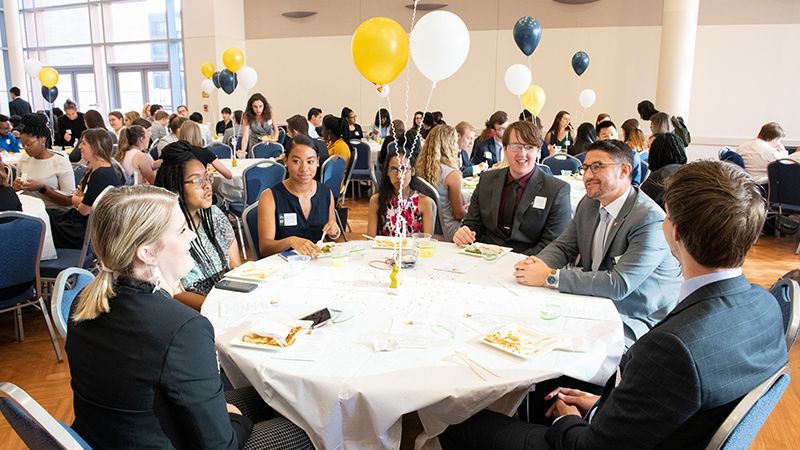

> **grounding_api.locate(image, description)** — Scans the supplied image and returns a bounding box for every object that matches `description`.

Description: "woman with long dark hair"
[568,122,597,157]
[155,141,242,310]
[69,109,117,162]
[369,108,391,140]
[241,93,279,154]
[367,149,434,237]
[341,107,363,141]
[116,124,155,184]
[544,110,574,153]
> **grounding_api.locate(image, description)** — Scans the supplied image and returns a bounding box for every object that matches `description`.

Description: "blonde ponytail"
[71,185,178,322]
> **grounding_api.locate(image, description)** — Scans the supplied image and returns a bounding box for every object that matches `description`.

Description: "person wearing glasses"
[453,121,571,255]
[155,141,242,311]
[515,139,682,346]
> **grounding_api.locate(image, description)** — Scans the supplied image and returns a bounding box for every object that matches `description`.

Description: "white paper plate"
[230,320,313,351]
[480,323,561,359]
[460,243,513,259]
[372,236,413,250]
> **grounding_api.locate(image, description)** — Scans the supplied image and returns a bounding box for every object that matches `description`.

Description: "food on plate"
[242,325,304,348]
[374,238,410,249]
[482,328,558,355]
[319,243,336,254]
[228,262,276,280]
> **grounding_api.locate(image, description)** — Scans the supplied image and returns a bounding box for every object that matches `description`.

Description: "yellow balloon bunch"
[222,48,245,72]
[521,84,546,116]
[38,67,59,89]
[351,17,409,85]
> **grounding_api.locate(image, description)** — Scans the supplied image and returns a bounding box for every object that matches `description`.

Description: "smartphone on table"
[300,308,333,329]
[214,279,258,293]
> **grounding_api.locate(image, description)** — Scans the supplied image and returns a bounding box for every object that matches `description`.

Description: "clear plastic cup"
[331,244,349,267]
[287,254,311,273]
[561,170,571,176]
[417,239,437,258]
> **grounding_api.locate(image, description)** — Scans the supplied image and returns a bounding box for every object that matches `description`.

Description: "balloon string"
[402,0,420,130]
[48,102,54,148]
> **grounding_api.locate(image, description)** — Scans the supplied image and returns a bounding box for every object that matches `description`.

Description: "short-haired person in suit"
[441,160,788,450]
[516,139,681,344]
[470,110,509,168]
[597,120,643,185]
[455,121,486,177]
[453,121,572,255]
[307,107,322,139]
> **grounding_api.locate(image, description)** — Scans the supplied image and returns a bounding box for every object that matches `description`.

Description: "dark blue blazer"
[470,137,500,167]
[546,275,788,449]
[459,149,474,178]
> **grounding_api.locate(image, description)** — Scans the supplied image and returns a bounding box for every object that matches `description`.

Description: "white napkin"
[250,319,292,346]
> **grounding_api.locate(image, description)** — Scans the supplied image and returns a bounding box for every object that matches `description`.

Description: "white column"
[655,0,699,120]
[3,0,27,93]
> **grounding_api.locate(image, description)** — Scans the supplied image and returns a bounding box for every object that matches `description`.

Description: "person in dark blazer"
[440,160,788,450]
[8,87,32,117]
[66,185,311,450]
[454,121,571,255]
[470,111,509,168]
[516,140,682,344]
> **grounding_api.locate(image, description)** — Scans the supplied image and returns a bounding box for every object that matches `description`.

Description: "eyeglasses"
[579,162,623,174]
[183,173,213,188]
[506,143,539,153]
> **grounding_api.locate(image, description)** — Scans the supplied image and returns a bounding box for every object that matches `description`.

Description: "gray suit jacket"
[462,166,571,255]
[536,187,682,341]
[546,275,788,449]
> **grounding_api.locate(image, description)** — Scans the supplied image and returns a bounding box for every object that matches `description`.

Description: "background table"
[202,242,623,450]
[461,173,587,213]
[211,158,272,203]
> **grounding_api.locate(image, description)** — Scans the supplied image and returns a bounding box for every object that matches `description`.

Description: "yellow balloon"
[200,62,215,79]
[222,48,244,72]
[521,84,546,116]
[352,17,409,85]
[39,67,59,89]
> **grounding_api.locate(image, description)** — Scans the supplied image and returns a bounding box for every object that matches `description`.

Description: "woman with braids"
[155,141,241,310]
[47,128,124,248]
[116,124,155,184]
[66,185,312,450]
[13,113,75,208]
[366,148,434,237]
[257,135,340,257]
[415,124,467,242]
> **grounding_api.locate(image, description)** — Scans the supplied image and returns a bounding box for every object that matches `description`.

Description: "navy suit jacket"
[470,137,501,167]
[546,275,788,449]
[459,149,474,178]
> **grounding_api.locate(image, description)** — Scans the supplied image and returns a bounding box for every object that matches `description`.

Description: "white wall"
[243,21,798,145]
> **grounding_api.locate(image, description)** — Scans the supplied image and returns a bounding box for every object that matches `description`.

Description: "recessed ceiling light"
[405,3,448,11]
[552,0,600,4]
[281,11,317,19]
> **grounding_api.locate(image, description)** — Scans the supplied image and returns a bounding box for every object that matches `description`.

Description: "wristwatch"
[545,269,559,289]
[38,186,47,194]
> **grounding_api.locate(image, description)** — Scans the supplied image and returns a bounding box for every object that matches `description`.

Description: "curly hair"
[415,124,459,186]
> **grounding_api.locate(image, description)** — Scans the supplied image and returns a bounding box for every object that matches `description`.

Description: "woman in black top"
[66,185,311,450]
[47,129,124,248]
[569,122,597,157]
[54,99,86,147]
[340,106,363,141]
[0,168,21,212]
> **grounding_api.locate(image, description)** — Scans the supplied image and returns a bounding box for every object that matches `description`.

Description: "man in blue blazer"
[470,111,509,168]
[516,140,681,344]
[440,160,788,449]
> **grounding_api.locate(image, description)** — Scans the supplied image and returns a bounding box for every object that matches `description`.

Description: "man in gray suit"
[441,160,788,450]
[515,139,681,343]
[453,121,572,255]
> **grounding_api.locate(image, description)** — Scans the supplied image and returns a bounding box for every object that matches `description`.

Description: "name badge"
[484,151,493,160]
[280,212,298,227]
[532,196,547,209]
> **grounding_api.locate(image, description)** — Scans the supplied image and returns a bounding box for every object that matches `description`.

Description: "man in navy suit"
[470,111,509,168]
[440,160,788,449]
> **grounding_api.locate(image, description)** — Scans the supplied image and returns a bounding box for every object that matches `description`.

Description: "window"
[0,5,10,114]
[19,0,184,114]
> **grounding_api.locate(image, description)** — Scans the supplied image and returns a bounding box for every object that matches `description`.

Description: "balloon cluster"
[507,17,545,116]
[200,48,258,96]
[571,52,595,110]
[24,59,60,103]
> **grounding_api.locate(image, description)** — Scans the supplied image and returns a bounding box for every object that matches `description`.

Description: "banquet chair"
[50,268,95,339]
[769,278,800,350]
[340,145,358,204]
[640,160,650,182]
[72,163,87,186]
[0,212,62,362]
[242,203,261,260]
[251,142,283,159]
[208,143,233,160]
[228,162,286,260]
[321,155,348,241]
[542,153,581,175]
[0,382,90,449]
[149,139,160,160]
[640,151,649,163]
[704,366,790,450]
[1,162,14,185]
[719,147,746,170]
[347,141,373,199]
[766,159,800,249]
[414,177,443,236]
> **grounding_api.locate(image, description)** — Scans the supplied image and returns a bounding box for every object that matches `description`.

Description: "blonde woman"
[141,103,151,121]
[66,185,312,449]
[123,111,141,127]
[115,124,155,184]
[415,124,467,241]
[178,121,232,180]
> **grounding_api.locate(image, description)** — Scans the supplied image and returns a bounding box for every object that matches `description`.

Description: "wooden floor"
[1,196,799,449]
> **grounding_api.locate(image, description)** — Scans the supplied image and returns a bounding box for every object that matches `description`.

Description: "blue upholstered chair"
[207,143,233,159]
[542,153,581,175]
[251,142,283,159]
[769,278,800,350]
[0,382,91,449]
[50,268,95,339]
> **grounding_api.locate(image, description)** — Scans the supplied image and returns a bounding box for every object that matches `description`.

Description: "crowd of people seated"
[1,84,794,449]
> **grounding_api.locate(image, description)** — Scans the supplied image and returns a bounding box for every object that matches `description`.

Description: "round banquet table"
[202,242,624,450]
[210,158,273,203]
[461,174,587,213]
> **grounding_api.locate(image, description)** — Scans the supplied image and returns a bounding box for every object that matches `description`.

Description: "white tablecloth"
[461,174,587,213]
[18,193,57,260]
[1,151,23,166]
[211,158,273,203]
[202,243,624,450]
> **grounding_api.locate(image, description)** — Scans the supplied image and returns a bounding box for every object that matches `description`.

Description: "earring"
[149,264,163,293]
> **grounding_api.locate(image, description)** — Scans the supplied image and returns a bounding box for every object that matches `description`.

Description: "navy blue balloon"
[513,16,542,56]
[41,85,58,103]
[571,51,590,76]
[212,71,221,89]
[219,69,238,94]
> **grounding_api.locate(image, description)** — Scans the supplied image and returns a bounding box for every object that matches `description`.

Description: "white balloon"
[238,66,258,91]
[376,84,390,99]
[504,64,532,96]
[410,11,470,83]
[579,88,596,109]
[200,78,215,94]
[24,59,42,78]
